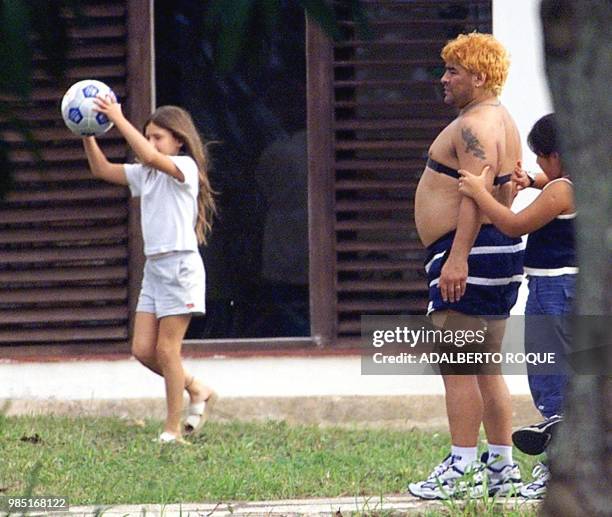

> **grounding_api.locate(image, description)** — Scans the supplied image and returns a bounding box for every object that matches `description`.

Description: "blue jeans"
[525,275,575,418]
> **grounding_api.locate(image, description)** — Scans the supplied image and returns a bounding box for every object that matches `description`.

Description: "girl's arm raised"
[94,96,185,182]
[513,162,549,191]
[82,137,127,185]
[458,166,573,237]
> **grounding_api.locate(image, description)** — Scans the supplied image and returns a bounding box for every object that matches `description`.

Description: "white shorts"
[137,251,206,318]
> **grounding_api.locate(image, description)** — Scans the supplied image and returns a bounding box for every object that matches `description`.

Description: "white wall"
[494,0,552,173]
[493,0,552,314]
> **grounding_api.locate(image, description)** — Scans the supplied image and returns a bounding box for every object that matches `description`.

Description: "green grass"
[0,415,540,515]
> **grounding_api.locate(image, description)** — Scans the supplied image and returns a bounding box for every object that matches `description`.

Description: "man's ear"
[473,72,487,89]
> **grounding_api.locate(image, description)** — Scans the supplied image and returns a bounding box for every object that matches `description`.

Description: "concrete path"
[1,355,540,427]
[0,355,531,400]
[8,494,540,516]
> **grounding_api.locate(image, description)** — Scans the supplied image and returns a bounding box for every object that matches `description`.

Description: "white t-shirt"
[124,155,199,256]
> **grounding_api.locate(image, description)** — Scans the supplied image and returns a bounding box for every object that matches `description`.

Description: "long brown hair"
[144,106,216,244]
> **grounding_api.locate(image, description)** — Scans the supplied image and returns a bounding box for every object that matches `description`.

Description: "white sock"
[488,444,514,466]
[451,445,478,468]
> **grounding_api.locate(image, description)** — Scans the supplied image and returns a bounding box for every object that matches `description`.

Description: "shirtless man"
[409,33,524,499]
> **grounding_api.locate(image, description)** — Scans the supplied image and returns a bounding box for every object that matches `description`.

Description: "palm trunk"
[540,1,612,515]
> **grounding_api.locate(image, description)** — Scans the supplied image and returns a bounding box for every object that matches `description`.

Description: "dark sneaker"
[512,414,563,455]
[520,462,549,499]
[481,452,522,496]
[408,454,485,500]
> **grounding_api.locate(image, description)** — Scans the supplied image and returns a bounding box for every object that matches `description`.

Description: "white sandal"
[184,391,218,435]
[155,432,190,445]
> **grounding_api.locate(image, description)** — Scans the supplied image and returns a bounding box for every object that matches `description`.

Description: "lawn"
[0,415,541,514]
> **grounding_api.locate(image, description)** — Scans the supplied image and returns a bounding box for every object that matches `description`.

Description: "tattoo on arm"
[461,127,486,160]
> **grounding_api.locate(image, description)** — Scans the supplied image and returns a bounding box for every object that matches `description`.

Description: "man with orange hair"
[410,33,524,499]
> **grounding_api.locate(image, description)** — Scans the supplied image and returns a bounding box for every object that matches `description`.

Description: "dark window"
[155,1,309,338]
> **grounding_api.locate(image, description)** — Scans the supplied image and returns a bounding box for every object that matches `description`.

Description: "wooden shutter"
[308,0,492,346]
[0,2,135,349]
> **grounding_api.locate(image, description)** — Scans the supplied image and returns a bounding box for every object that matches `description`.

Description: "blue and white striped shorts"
[425,225,525,317]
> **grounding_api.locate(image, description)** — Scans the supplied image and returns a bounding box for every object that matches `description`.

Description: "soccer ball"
[61,79,116,136]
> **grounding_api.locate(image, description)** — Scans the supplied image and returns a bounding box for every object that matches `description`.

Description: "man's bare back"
[415,103,521,247]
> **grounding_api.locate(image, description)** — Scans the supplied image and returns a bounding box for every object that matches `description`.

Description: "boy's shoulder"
[543,177,574,192]
[542,177,575,215]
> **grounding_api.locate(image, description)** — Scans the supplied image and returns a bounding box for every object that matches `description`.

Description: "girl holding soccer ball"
[82,95,218,444]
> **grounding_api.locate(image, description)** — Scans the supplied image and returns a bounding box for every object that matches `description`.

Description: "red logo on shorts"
[186,303,195,309]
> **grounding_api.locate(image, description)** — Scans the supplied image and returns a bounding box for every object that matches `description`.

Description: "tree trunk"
[540,1,612,516]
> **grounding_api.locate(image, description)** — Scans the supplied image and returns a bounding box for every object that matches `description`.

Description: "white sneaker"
[520,462,549,499]
[481,452,522,496]
[408,454,485,500]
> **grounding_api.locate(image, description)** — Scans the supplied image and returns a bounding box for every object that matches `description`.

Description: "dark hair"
[527,113,558,157]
